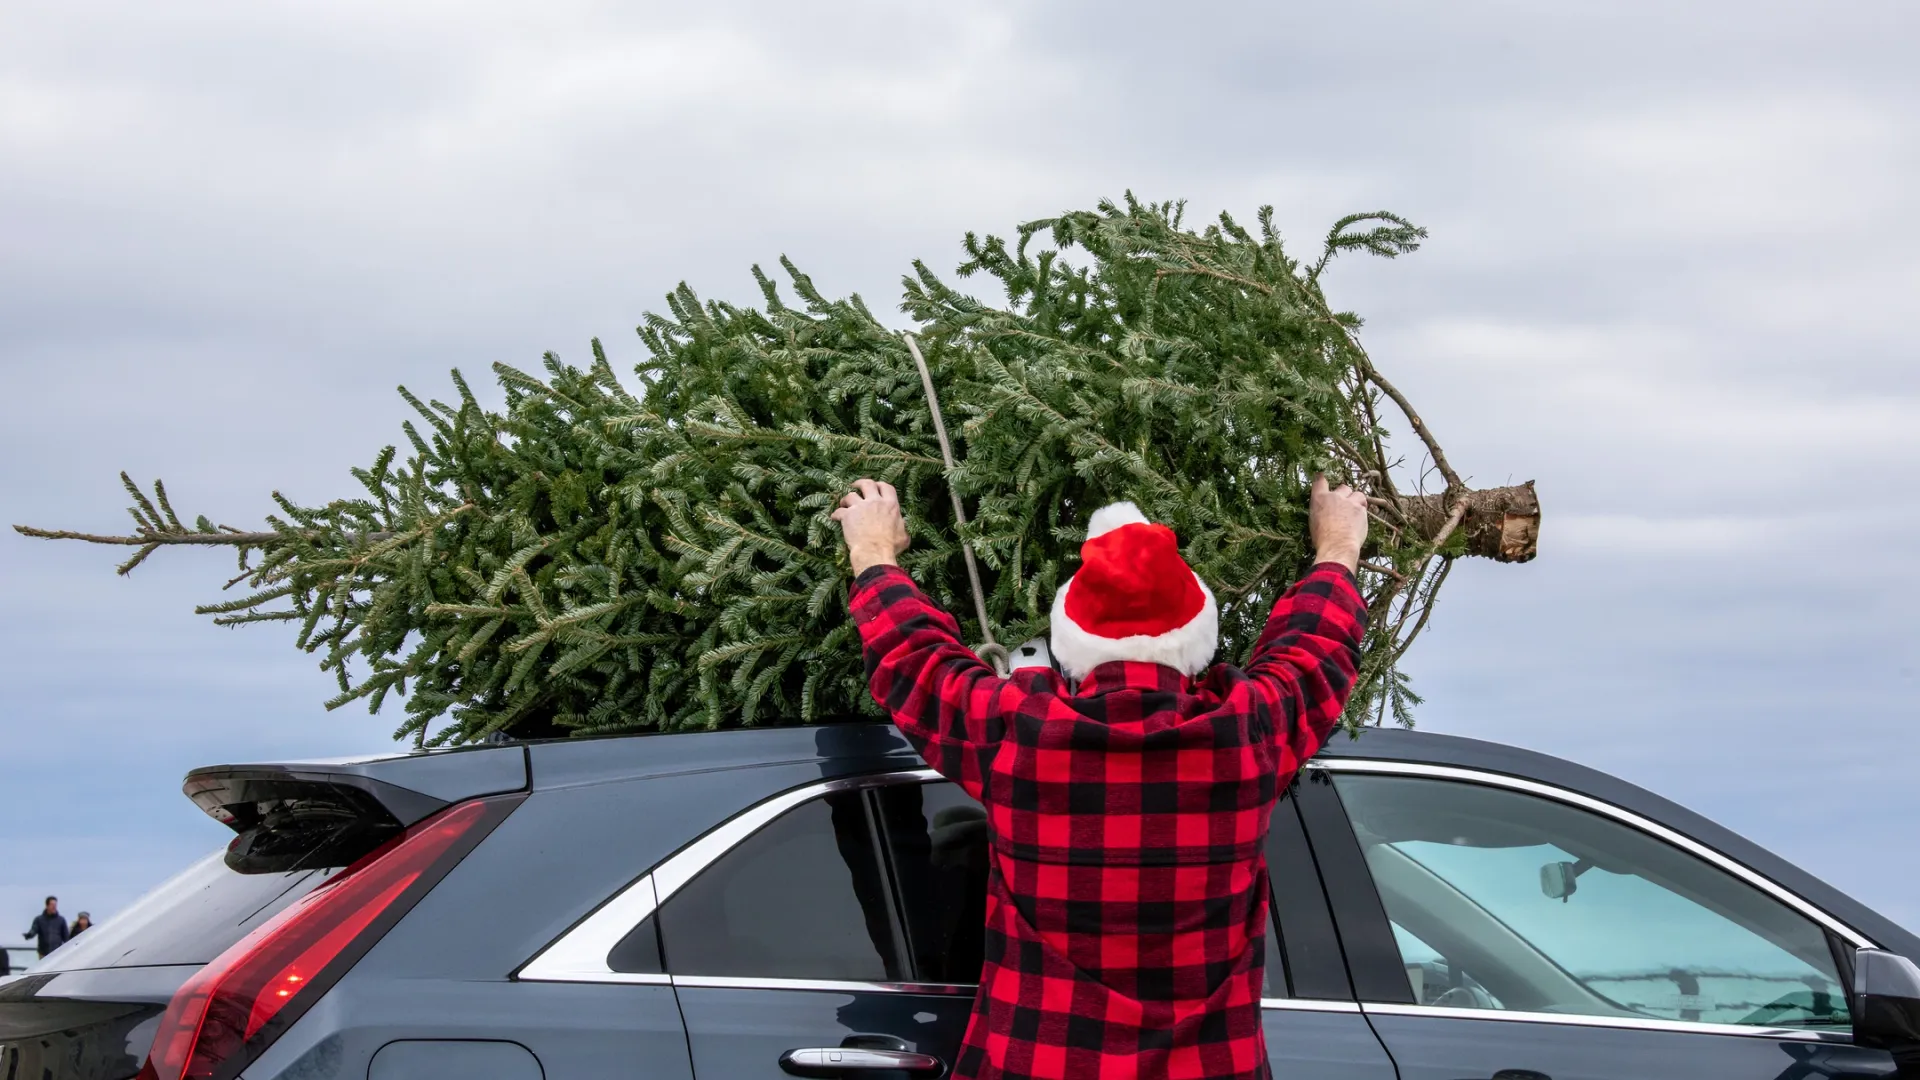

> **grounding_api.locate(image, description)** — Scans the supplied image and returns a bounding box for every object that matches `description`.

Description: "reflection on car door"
[1261,783,1399,1079]
[873,779,1397,1080]
[664,772,1398,1080]
[1296,764,1898,1080]
[661,782,970,1079]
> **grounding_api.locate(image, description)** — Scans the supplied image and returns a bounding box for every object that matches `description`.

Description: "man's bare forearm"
[1309,475,1367,573]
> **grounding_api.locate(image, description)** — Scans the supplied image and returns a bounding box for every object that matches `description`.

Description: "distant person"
[24,896,68,958]
[69,912,93,939]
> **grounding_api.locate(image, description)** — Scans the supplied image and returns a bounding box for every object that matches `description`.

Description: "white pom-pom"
[1085,501,1150,540]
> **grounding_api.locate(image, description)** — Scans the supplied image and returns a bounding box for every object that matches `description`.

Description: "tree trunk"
[1398,481,1540,562]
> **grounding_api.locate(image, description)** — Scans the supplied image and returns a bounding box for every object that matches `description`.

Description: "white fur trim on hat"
[1049,572,1219,680]
[1084,501,1149,540]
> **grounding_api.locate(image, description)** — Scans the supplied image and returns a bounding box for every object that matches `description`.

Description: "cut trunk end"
[1400,481,1540,563]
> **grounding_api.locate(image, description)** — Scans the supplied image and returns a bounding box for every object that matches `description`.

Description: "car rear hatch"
[0,744,527,1080]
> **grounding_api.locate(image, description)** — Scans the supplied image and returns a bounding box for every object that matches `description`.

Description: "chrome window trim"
[518,873,662,983]
[1261,998,1361,1013]
[675,975,976,995]
[650,767,941,903]
[1313,759,1875,950]
[1361,1003,1852,1044]
[520,768,942,985]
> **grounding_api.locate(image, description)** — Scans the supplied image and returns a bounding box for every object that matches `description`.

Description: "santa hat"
[1049,502,1218,680]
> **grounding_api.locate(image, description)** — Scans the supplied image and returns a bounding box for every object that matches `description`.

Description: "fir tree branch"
[1153,262,1276,296]
[13,525,302,547]
[1364,364,1465,494]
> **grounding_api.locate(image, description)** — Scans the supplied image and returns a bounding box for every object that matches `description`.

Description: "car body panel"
[1259,1006,1397,1079]
[0,972,166,1080]
[676,984,971,1079]
[240,980,688,1080]
[346,763,800,984]
[367,1039,544,1080]
[1365,1011,1895,1080]
[185,742,529,829]
[4,722,1910,1080]
[525,724,921,792]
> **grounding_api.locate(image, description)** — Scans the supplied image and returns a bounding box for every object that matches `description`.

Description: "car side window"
[655,790,903,981]
[874,780,1288,996]
[1332,774,1850,1030]
[872,782,988,985]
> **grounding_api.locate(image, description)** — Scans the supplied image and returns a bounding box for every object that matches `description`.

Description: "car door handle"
[1491,1071,1551,1080]
[780,1046,945,1076]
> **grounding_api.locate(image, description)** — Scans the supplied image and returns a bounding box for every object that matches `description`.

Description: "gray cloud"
[3,0,1917,932]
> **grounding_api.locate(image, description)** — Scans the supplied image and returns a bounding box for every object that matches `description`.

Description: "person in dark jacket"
[69,912,93,938]
[24,896,68,958]
[834,476,1370,1080]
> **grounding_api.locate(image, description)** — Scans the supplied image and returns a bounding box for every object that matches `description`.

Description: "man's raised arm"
[1241,476,1372,770]
[835,479,1012,798]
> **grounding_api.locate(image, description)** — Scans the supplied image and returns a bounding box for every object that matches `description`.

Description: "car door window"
[655,789,903,981]
[872,782,988,985]
[1332,773,1850,1030]
[874,781,1287,998]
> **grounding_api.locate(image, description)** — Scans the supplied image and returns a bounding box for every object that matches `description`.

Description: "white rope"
[903,333,1010,676]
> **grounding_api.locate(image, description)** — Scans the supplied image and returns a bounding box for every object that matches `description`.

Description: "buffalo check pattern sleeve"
[850,564,1040,800]
[1235,562,1373,775]
[850,562,1368,1080]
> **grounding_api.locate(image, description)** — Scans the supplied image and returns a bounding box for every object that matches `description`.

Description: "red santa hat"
[1049,502,1219,680]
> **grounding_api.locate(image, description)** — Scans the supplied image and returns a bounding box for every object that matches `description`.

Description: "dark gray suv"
[3,724,1918,1080]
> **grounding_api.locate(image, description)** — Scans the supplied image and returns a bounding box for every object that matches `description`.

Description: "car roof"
[205,721,1920,959]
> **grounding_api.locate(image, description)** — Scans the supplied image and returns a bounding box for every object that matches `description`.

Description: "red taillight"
[138,793,520,1080]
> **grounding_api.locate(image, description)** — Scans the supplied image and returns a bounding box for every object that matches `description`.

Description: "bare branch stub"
[12,524,398,549]
[1396,482,1539,562]
[1364,365,1463,495]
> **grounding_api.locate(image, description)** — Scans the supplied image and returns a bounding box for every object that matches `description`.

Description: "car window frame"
[648,783,910,984]
[519,768,958,993]
[516,766,1349,1013]
[1299,758,1876,1045]
[1265,781,1353,1004]
[866,778,992,987]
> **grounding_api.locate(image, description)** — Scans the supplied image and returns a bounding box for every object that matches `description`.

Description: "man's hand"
[832,479,911,575]
[1310,474,1368,572]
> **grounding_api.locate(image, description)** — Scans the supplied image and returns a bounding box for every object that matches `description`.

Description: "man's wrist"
[848,544,899,576]
[1313,547,1361,573]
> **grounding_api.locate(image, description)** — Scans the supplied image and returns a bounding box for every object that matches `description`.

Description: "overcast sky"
[4,0,1917,944]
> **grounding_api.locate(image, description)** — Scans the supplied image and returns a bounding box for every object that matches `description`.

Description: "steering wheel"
[1430,983,1498,1010]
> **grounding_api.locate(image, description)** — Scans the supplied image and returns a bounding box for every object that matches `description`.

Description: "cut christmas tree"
[17,195,1540,746]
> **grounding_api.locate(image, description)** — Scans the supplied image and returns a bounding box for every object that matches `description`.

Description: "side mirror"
[1855,948,1920,1073]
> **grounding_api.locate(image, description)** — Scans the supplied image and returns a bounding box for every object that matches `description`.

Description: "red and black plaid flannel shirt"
[849,561,1368,1080]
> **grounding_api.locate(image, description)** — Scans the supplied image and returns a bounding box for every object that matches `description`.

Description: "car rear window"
[34,849,335,972]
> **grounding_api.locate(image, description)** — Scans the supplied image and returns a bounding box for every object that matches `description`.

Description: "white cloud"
[1543,94,1909,240]
[1381,316,1920,509]
[1553,513,1797,556]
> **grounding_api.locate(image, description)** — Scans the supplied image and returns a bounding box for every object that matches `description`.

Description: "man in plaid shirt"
[835,477,1371,1080]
